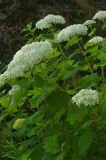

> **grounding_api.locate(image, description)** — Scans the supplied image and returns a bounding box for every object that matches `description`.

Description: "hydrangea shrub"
[0,11,106,160]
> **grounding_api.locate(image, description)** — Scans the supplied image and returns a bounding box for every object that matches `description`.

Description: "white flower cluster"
[72,89,99,107]
[9,85,20,96]
[36,14,65,30]
[13,118,25,129]
[84,20,96,26]
[0,41,52,86]
[93,11,106,21]
[88,36,104,44]
[57,24,88,42]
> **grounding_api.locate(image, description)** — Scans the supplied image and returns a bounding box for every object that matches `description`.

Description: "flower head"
[13,118,25,129]
[9,85,20,96]
[57,24,88,42]
[72,89,99,107]
[0,41,52,86]
[36,14,65,30]
[93,11,106,21]
[88,36,104,44]
[36,19,52,30]
[84,20,96,26]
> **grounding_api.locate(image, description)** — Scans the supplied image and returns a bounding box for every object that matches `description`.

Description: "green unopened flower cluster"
[13,118,25,129]
[72,89,99,107]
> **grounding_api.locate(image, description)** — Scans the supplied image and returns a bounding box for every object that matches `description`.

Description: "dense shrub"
[0,11,106,160]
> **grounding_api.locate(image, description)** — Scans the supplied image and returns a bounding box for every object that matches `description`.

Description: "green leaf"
[33,74,49,88]
[56,153,64,160]
[77,73,101,89]
[97,53,106,63]
[67,103,88,125]
[35,33,53,41]
[66,89,76,95]
[102,24,106,30]
[74,120,93,136]
[88,28,96,37]
[86,46,99,55]
[31,146,45,160]
[62,67,79,80]
[73,121,94,157]
[47,48,61,59]
[25,107,45,125]
[68,49,80,59]
[102,39,106,48]
[30,89,49,108]
[76,130,94,156]
[22,152,31,160]
[64,36,80,50]
[44,135,59,155]
[45,90,70,118]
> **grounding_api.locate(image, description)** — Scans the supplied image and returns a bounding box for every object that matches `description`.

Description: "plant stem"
[49,28,66,59]
[78,42,93,73]
[101,65,105,83]
[58,44,66,59]
[90,106,99,118]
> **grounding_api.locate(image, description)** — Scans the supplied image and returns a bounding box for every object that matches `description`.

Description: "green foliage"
[0,14,106,160]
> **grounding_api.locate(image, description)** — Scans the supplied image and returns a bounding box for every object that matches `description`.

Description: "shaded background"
[0,0,106,67]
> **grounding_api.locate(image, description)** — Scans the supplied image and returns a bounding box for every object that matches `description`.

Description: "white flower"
[13,118,25,129]
[0,41,52,86]
[88,36,104,44]
[84,20,96,26]
[9,85,20,96]
[44,14,65,24]
[36,14,65,30]
[36,19,52,30]
[57,24,88,42]
[93,11,106,21]
[72,89,99,107]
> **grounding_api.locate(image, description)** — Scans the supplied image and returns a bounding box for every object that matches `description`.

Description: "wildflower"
[57,24,88,42]
[9,85,20,96]
[72,89,99,107]
[84,20,96,26]
[0,41,52,86]
[93,11,106,21]
[13,118,25,129]
[36,14,65,30]
[88,36,104,44]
